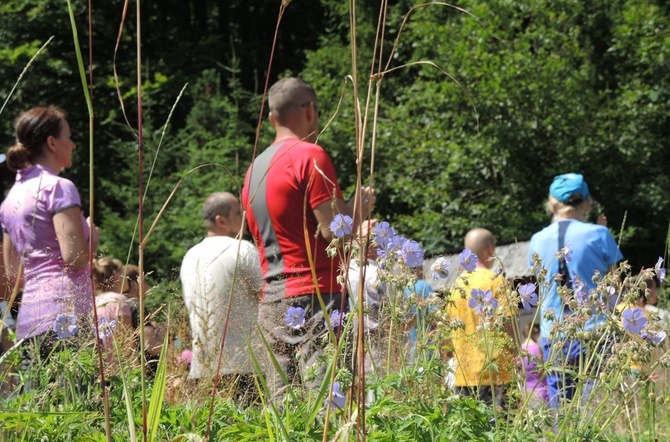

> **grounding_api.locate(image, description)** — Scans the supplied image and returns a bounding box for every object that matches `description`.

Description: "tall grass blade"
[246,335,278,442]
[65,1,112,440]
[123,84,188,267]
[253,327,294,440]
[0,411,96,420]
[111,335,138,442]
[0,36,53,118]
[147,319,170,441]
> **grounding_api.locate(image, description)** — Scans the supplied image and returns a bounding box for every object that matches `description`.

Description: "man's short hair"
[464,228,496,258]
[268,77,317,124]
[203,192,236,230]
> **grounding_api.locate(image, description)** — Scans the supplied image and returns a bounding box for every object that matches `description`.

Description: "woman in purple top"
[0,107,99,346]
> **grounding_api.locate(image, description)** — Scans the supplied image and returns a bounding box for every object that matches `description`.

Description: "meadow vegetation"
[0,0,669,441]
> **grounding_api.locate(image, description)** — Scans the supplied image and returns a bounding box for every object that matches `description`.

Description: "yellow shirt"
[447,267,514,387]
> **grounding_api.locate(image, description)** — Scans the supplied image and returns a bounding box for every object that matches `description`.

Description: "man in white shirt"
[180,192,264,402]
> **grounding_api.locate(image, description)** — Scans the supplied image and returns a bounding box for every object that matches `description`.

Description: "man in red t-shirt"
[242,77,374,392]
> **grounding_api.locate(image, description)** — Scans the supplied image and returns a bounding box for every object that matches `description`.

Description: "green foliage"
[365,365,499,441]
[98,68,257,279]
[1,248,670,440]
[1,0,668,273]
[301,0,669,269]
[2,0,670,440]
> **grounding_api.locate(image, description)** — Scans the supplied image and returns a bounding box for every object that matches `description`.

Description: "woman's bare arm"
[2,233,23,293]
[53,207,97,271]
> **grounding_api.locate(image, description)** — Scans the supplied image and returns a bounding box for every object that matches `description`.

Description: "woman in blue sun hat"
[528,173,623,409]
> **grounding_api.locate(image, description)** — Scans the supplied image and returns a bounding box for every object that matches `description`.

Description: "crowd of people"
[0,79,666,415]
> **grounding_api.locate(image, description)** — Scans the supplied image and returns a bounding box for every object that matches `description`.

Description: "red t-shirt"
[242,138,343,298]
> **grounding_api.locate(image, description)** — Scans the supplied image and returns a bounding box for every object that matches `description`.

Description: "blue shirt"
[528,219,623,339]
[404,279,433,358]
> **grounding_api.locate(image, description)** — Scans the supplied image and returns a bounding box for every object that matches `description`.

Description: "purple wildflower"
[326,309,345,329]
[401,239,424,268]
[604,285,619,309]
[97,317,117,339]
[564,243,573,263]
[429,257,451,280]
[653,331,668,345]
[329,214,353,238]
[518,283,538,310]
[389,235,406,255]
[622,308,648,335]
[372,222,396,249]
[571,273,586,305]
[52,314,78,339]
[656,257,666,283]
[642,330,667,346]
[286,306,306,329]
[324,381,346,410]
[468,288,498,316]
[459,249,478,272]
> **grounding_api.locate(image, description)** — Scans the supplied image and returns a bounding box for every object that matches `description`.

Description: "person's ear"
[215,214,230,233]
[269,112,279,129]
[305,104,318,123]
[45,135,58,153]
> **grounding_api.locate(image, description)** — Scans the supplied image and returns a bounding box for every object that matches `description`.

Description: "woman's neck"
[34,157,62,174]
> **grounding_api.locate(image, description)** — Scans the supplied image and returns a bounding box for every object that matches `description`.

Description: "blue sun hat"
[549,173,590,206]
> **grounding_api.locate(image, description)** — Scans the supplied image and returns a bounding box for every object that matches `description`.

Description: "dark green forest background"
[0,0,668,281]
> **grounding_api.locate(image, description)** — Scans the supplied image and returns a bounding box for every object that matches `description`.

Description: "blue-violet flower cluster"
[459,249,478,272]
[52,314,79,339]
[324,381,346,410]
[622,308,648,335]
[330,214,353,238]
[429,257,451,280]
[518,283,538,310]
[286,306,306,329]
[656,257,666,283]
[468,288,498,316]
[97,317,117,339]
[372,221,424,268]
[326,309,345,329]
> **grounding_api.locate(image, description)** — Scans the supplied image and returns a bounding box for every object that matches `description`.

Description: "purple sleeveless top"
[0,164,92,339]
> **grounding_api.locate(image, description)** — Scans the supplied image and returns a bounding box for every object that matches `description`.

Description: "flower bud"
[648,392,657,401]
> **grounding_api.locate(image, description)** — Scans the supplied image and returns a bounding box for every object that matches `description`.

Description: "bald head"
[268,77,317,125]
[464,228,496,268]
[203,192,238,230]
